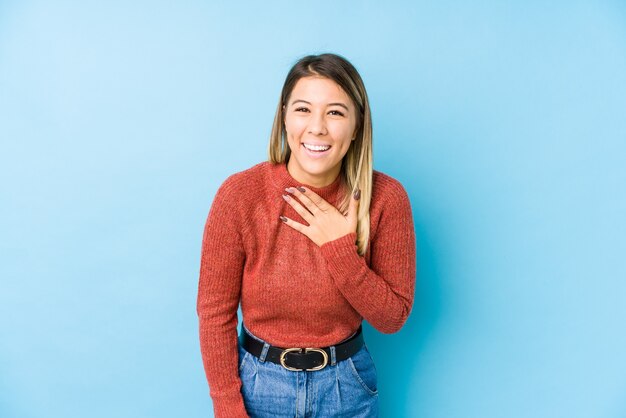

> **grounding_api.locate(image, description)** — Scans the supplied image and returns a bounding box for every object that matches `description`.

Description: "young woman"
[197,53,416,417]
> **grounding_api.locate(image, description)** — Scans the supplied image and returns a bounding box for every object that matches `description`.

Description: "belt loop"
[259,342,270,363]
[330,345,337,366]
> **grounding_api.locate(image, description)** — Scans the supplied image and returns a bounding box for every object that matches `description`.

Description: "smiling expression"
[283,76,358,188]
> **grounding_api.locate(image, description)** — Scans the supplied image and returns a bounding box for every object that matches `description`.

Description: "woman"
[197,53,416,417]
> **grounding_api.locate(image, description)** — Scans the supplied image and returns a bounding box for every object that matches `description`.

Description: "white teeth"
[303,143,331,151]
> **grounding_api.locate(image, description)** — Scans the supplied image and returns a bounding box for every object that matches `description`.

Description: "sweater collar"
[269,160,345,203]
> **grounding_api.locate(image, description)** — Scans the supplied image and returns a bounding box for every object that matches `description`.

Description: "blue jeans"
[238,324,379,417]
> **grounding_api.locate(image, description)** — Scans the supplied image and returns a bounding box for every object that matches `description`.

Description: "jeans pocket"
[347,345,378,396]
[238,344,250,373]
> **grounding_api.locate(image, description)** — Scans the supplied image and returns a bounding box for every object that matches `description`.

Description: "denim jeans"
[237,324,379,417]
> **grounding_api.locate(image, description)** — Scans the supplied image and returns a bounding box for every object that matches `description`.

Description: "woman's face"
[283,76,358,188]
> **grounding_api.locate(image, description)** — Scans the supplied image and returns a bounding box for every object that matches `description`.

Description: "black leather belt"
[239,324,364,371]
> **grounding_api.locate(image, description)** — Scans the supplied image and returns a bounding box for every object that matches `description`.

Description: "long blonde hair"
[268,53,373,256]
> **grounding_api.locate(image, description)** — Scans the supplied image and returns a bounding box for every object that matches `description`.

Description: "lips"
[301,143,331,158]
[303,143,331,151]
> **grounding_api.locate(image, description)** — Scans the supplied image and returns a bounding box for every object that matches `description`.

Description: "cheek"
[285,117,306,139]
[329,123,355,143]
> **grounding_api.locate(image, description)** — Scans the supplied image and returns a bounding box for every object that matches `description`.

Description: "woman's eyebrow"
[291,99,349,111]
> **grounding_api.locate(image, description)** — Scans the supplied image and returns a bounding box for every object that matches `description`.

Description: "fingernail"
[282,194,290,201]
[297,186,306,193]
[279,215,288,222]
[353,188,361,200]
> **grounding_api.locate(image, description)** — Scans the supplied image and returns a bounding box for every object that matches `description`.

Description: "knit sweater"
[196,160,416,417]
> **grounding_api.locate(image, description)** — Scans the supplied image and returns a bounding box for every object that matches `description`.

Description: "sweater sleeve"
[319,183,416,334]
[196,177,249,418]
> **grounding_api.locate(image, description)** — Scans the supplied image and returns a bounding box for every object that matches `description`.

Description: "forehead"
[290,76,352,105]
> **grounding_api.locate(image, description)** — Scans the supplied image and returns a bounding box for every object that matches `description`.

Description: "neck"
[269,159,345,204]
[286,159,341,189]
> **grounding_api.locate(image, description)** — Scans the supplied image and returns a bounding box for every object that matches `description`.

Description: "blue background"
[1,1,625,417]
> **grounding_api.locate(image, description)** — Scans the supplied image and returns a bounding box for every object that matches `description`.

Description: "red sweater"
[196,160,416,417]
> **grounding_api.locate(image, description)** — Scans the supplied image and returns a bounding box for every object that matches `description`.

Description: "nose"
[307,112,327,136]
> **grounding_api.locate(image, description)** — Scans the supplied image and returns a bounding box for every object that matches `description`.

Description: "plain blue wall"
[1,1,625,417]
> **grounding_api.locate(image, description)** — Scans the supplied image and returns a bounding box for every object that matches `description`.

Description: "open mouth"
[301,143,332,157]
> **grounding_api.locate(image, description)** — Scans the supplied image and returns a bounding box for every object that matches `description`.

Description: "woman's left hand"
[280,186,360,247]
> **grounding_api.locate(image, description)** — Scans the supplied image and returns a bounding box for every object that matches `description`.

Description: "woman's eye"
[295,107,309,112]
[329,110,344,116]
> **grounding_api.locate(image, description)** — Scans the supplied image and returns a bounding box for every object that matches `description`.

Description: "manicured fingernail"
[285,187,294,193]
[282,194,290,201]
[353,189,361,200]
[297,186,306,193]
[279,215,288,222]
